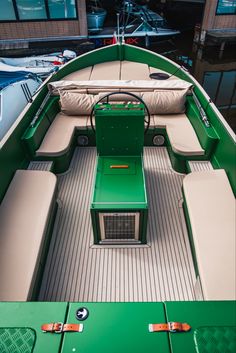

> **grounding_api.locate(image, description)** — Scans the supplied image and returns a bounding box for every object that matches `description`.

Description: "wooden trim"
[76,0,87,36]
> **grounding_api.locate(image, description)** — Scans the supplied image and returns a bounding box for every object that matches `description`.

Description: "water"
[150,31,236,133]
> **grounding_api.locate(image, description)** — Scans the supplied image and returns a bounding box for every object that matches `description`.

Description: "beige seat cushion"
[90,61,121,80]
[149,66,180,80]
[0,170,57,301]
[60,90,187,116]
[142,90,187,114]
[63,66,92,81]
[153,114,204,156]
[36,113,88,156]
[60,91,98,115]
[121,61,150,80]
[183,170,236,300]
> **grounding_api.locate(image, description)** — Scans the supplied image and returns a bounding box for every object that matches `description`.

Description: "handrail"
[192,91,211,128]
[30,92,51,127]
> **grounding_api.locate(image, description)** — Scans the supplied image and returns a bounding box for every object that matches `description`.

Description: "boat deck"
[39,147,198,302]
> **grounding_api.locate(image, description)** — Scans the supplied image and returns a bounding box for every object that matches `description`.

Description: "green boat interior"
[0,44,235,353]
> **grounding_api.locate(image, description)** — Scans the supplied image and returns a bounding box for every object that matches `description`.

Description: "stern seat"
[0,170,57,301]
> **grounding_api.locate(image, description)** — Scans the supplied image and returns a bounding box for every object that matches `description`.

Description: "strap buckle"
[42,322,63,333]
[41,322,83,333]
[149,322,191,333]
[168,322,178,333]
[54,322,63,333]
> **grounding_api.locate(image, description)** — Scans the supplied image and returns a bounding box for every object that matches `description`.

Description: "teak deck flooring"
[39,147,199,302]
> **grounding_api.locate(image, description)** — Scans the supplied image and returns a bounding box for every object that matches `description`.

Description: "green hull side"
[1,44,235,202]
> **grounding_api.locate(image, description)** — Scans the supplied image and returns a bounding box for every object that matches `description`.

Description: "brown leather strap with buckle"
[41,322,83,333]
[149,322,191,333]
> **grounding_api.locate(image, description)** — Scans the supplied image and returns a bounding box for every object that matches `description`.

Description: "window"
[216,0,236,15]
[0,0,78,21]
[16,0,47,20]
[0,0,16,20]
[48,0,77,19]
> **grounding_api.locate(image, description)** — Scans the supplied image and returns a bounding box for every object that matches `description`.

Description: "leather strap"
[41,322,83,333]
[149,322,191,333]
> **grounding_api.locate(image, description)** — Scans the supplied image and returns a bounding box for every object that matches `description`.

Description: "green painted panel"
[61,302,170,353]
[95,103,145,156]
[0,302,68,353]
[165,301,236,353]
[92,156,147,209]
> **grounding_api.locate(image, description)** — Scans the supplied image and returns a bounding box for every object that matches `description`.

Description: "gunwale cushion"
[183,169,236,300]
[0,170,57,301]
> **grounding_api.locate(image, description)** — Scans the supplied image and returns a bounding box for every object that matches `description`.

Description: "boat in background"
[0,71,41,140]
[0,50,76,78]
[88,0,179,47]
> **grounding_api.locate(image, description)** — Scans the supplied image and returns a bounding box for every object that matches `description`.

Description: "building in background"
[0,0,87,40]
[194,0,236,48]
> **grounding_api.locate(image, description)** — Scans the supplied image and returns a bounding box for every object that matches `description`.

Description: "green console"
[90,103,148,244]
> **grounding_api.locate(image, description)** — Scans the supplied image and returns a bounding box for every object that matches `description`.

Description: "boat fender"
[63,49,77,59]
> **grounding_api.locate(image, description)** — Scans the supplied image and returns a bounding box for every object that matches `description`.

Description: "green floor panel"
[0,327,35,353]
[194,326,236,353]
[61,302,170,353]
[0,302,68,353]
[165,301,236,353]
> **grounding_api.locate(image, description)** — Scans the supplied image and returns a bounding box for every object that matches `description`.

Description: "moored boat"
[0,43,235,352]
[0,50,76,78]
[0,71,42,140]
[88,0,179,47]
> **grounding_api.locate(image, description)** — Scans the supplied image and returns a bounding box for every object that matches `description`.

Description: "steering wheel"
[89,91,151,134]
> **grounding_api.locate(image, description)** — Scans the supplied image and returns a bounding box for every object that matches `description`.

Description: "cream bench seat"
[0,170,57,301]
[183,169,236,300]
[153,113,204,156]
[36,112,88,157]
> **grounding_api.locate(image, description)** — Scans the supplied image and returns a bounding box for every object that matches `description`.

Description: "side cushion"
[36,112,88,156]
[183,169,236,300]
[154,114,204,156]
[0,170,57,301]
